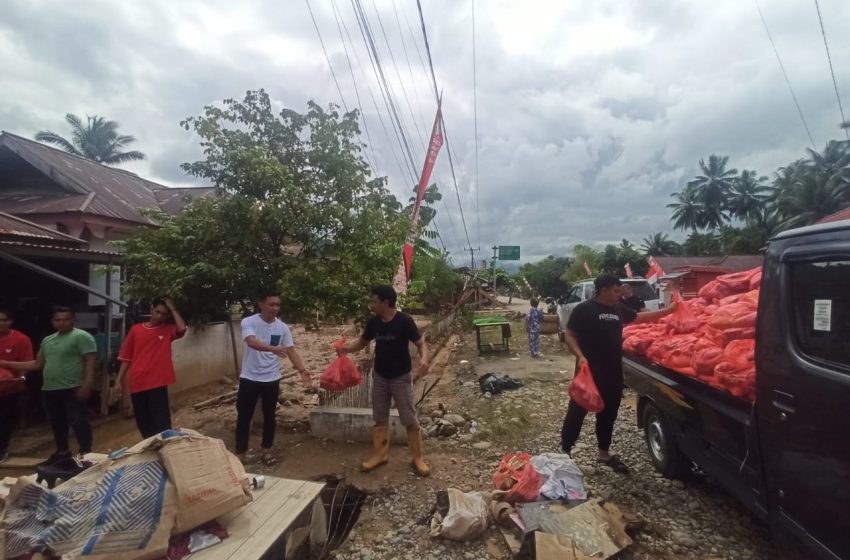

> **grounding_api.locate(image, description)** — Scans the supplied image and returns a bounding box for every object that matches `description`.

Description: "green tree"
[564,245,603,283]
[687,154,737,229]
[682,231,721,256]
[667,184,705,233]
[517,256,573,297]
[728,170,770,224]
[35,113,145,165]
[122,90,407,323]
[641,232,679,256]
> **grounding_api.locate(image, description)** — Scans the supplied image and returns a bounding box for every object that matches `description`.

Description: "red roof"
[655,254,763,273]
[818,207,850,224]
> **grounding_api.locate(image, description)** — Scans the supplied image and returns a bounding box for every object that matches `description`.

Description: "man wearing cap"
[561,273,675,473]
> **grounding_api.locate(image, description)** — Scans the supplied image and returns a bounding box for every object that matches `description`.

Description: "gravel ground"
[331,332,778,560]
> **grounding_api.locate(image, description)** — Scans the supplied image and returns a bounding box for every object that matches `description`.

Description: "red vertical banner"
[624,263,634,278]
[583,261,593,277]
[394,104,444,294]
[646,256,665,284]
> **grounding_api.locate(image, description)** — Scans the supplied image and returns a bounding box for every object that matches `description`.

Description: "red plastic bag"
[668,294,700,334]
[708,302,757,330]
[493,453,544,504]
[692,345,724,378]
[698,280,736,304]
[0,367,26,397]
[568,362,605,413]
[748,268,762,290]
[723,339,755,368]
[716,269,755,292]
[319,338,363,392]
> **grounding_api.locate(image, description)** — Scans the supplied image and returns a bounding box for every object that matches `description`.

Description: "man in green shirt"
[0,307,97,463]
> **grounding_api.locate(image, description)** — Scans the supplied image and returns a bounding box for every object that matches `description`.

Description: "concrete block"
[310,407,409,444]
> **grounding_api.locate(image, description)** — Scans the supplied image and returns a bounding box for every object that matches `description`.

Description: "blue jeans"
[42,388,93,454]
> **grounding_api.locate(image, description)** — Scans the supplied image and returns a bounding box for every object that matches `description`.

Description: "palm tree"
[667,184,705,233]
[774,172,844,229]
[727,170,771,224]
[688,154,737,228]
[35,113,145,165]
[641,232,678,256]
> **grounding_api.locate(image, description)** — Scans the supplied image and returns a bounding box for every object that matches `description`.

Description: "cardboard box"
[159,434,252,533]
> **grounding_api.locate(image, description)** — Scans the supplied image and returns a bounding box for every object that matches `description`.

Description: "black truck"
[623,220,850,560]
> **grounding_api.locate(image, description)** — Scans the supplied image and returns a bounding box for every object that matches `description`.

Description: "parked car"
[557,278,660,328]
[624,219,850,559]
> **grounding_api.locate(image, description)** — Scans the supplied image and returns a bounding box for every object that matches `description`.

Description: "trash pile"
[430,452,637,559]
[1,430,252,560]
[622,267,762,400]
[478,372,523,396]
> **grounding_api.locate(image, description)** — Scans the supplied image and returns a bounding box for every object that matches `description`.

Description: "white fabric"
[240,314,293,382]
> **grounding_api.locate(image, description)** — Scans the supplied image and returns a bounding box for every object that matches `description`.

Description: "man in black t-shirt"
[619,284,647,313]
[339,285,431,476]
[561,274,675,473]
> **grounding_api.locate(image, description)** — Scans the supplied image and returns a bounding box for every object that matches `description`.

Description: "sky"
[2,0,850,264]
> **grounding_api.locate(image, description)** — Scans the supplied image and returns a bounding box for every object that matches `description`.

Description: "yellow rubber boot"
[408,428,431,477]
[361,425,390,472]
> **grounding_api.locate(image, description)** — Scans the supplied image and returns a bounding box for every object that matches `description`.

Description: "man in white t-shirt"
[236,291,311,466]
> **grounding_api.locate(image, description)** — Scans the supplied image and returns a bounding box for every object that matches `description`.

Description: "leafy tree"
[682,231,721,256]
[687,154,737,228]
[667,184,705,233]
[728,170,770,224]
[517,256,572,298]
[122,91,407,323]
[641,232,680,256]
[564,245,603,283]
[35,113,145,165]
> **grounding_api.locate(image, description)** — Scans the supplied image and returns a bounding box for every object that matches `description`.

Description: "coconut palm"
[687,154,737,228]
[728,170,771,224]
[774,172,844,229]
[35,113,145,165]
[667,184,705,233]
[641,232,678,256]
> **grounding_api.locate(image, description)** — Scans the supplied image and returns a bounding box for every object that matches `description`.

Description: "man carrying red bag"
[337,285,431,476]
[561,274,675,473]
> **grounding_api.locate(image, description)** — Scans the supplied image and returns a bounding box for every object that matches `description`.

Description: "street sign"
[498,245,520,260]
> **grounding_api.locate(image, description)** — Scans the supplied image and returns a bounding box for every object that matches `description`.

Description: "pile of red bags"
[622,267,762,401]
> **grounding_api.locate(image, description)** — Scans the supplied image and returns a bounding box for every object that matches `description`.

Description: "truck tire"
[642,402,688,478]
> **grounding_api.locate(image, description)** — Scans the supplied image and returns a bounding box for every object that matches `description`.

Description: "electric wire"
[813,0,850,140]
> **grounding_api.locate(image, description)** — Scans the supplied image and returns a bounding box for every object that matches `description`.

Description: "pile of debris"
[428,452,641,560]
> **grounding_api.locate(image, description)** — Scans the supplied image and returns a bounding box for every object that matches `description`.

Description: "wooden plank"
[191,477,324,559]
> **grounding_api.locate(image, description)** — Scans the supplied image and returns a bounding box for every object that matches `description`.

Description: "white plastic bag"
[531,453,586,501]
[429,488,492,541]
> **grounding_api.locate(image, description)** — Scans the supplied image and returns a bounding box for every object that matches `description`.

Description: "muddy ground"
[4,311,777,559]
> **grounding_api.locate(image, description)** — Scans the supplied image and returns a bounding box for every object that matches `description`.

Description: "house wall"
[169,318,243,395]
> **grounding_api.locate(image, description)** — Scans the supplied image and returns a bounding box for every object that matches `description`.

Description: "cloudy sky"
[3,0,850,263]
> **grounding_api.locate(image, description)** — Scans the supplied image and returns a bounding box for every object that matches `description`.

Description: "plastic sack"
[716,269,755,292]
[708,302,757,330]
[749,268,762,290]
[530,453,586,501]
[568,362,605,413]
[692,345,724,378]
[723,339,755,368]
[493,453,544,504]
[699,280,736,303]
[668,294,700,334]
[320,338,363,392]
[429,488,492,541]
[0,367,26,397]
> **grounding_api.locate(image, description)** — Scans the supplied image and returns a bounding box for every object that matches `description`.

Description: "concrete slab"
[310,407,409,444]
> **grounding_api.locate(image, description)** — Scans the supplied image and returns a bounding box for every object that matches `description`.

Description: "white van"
[557,278,660,329]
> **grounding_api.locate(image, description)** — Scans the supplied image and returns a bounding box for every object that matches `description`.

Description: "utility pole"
[491,245,498,291]
[465,247,480,269]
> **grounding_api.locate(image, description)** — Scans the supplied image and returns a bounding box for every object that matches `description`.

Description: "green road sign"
[498,245,520,260]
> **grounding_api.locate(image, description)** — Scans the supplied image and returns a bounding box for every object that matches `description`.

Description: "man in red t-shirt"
[115,298,187,438]
[0,308,34,462]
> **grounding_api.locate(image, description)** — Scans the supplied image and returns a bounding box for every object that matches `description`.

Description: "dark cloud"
[2,0,849,264]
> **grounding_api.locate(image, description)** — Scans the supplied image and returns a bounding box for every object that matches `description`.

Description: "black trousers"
[235,378,280,454]
[560,380,623,453]
[131,386,172,439]
[42,388,93,454]
[0,394,20,454]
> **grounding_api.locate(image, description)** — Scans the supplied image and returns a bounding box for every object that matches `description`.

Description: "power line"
[813,0,850,141]
[369,0,429,151]
[415,0,475,251]
[472,0,481,248]
[391,0,431,144]
[352,0,419,181]
[753,0,816,148]
[304,0,377,173]
[331,0,409,183]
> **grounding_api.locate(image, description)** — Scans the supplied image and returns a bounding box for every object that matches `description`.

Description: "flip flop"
[599,455,630,474]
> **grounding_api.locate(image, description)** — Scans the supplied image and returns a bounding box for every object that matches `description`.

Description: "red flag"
[646,256,665,283]
[394,104,444,294]
[624,263,634,278]
[583,261,593,277]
